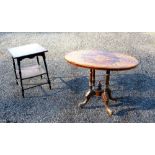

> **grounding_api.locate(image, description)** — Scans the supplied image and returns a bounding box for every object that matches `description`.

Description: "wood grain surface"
[65,50,139,70]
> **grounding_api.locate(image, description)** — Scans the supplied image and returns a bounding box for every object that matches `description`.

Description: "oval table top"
[65,50,139,71]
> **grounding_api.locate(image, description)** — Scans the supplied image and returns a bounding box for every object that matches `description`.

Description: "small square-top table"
[8,43,51,97]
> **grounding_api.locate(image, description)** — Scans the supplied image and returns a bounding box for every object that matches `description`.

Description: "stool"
[8,43,51,97]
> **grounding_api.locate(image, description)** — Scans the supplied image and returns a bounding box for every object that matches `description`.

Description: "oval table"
[65,50,139,116]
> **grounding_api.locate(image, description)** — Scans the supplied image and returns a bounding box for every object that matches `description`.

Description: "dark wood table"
[8,43,51,97]
[65,50,139,116]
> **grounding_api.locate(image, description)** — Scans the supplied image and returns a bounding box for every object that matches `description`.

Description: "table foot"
[102,91,113,117]
[22,89,24,98]
[49,81,51,90]
[78,89,95,108]
[16,81,19,85]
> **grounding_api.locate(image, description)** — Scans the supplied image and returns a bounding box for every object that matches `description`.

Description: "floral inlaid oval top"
[65,50,139,70]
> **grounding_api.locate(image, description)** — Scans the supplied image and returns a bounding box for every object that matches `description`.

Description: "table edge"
[65,58,139,71]
[10,50,48,59]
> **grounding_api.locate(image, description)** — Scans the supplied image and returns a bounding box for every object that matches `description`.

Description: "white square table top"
[8,43,47,58]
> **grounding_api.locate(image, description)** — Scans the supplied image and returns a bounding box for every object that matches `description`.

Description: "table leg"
[36,56,40,65]
[12,57,18,85]
[36,56,42,79]
[92,69,95,88]
[42,53,51,89]
[78,69,95,108]
[102,70,113,116]
[17,59,24,97]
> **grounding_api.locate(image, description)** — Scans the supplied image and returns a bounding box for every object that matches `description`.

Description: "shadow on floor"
[77,73,155,116]
[8,73,155,119]
[59,76,88,93]
[115,96,155,116]
[114,73,155,92]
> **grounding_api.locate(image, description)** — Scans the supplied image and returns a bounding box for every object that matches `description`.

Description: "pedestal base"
[79,69,117,117]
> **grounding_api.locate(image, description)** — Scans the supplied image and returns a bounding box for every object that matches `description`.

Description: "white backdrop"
[0,0,155,155]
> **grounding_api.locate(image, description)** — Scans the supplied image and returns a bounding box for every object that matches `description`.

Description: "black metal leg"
[17,59,24,97]
[36,56,40,65]
[36,56,42,79]
[12,57,18,85]
[42,53,51,89]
